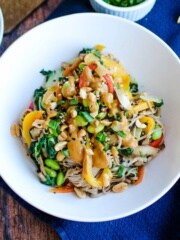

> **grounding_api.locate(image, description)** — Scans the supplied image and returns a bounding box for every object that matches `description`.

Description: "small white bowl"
[0,8,4,44]
[89,0,156,21]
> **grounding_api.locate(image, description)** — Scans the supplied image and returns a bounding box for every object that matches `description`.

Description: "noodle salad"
[11,46,165,198]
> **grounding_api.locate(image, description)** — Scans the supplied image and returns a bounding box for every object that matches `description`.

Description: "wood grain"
[0,0,45,33]
[0,0,63,55]
[0,185,60,240]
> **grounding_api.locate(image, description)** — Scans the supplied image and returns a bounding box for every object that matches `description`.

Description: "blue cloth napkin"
[47,0,180,57]
[1,1,180,240]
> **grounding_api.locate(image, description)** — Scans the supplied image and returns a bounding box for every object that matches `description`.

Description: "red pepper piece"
[79,73,86,88]
[88,63,97,70]
[103,74,114,94]
[150,135,163,148]
[28,101,34,110]
[134,166,144,185]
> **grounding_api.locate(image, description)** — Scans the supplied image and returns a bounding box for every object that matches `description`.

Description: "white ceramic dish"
[89,0,156,21]
[0,13,180,222]
[0,8,4,44]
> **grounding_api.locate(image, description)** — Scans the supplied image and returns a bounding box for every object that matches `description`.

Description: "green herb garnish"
[96,132,107,143]
[117,131,127,138]
[154,99,164,107]
[120,148,134,156]
[103,0,145,7]
[117,165,125,177]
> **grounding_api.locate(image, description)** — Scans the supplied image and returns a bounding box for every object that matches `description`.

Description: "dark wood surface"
[0,1,63,239]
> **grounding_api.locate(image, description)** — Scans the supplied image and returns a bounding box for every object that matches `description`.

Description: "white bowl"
[0,8,4,44]
[0,13,180,222]
[89,0,156,21]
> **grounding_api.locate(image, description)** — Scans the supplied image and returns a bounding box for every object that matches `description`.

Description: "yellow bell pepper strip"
[95,44,105,52]
[22,111,43,146]
[139,116,155,134]
[92,145,109,168]
[97,168,112,187]
[127,101,154,116]
[82,148,112,188]
[82,149,101,188]
[133,102,149,112]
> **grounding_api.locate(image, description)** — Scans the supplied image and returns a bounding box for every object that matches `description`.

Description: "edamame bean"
[87,124,104,134]
[82,99,89,107]
[44,167,57,178]
[97,112,107,120]
[45,159,60,170]
[75,115,88,127]
[56,172,65,186]
[151,127,162,140]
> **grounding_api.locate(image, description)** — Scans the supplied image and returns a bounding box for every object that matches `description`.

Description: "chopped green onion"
[79,62,86,70]
[117,165,125,177]
[57,100,66,105]
[96,132,107,143]
[117,131,126,138]
[104,143,111,151]
[62,149,69,157]
[103,0,145,7]
[80,111,94,123]
[69,97,78,106]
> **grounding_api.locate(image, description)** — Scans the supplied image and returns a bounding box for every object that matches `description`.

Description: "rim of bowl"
[92,0,156,12]
[0,8,4,45]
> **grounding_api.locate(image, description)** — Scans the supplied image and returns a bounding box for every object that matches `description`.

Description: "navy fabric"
[1,178,179,240]
[1,1,180,240]
[47,0,180,57]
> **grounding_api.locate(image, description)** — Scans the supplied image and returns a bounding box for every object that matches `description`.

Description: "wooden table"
[0,1,63,239]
